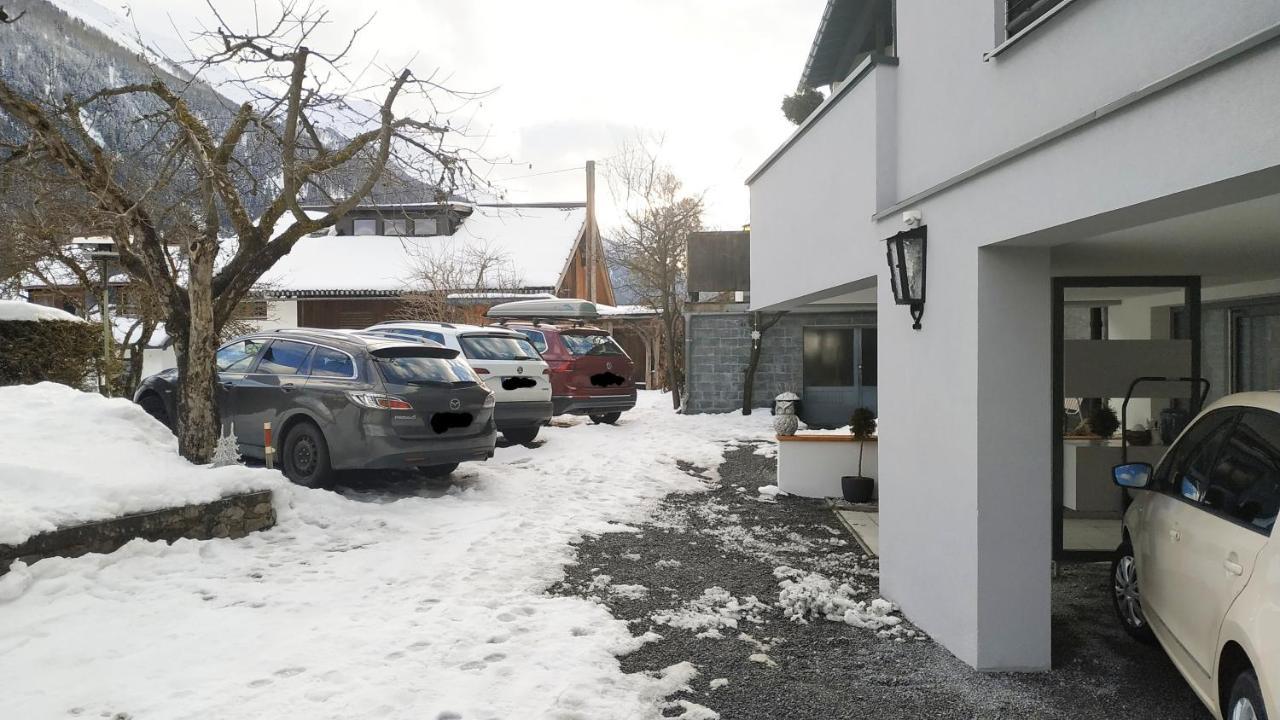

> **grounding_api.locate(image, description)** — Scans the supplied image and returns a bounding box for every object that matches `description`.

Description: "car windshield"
[460,335,541,361]
[561,333,624,357]
[376,354,477,386]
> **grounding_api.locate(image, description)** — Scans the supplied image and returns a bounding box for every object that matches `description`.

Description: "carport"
[1033,185,1280,559]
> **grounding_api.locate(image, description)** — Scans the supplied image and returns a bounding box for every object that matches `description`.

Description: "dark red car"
[503,321,636,423]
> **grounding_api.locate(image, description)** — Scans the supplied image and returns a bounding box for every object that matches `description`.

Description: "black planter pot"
[841,475,875,503]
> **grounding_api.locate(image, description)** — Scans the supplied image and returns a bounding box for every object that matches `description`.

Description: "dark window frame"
[1005,0,1069,37]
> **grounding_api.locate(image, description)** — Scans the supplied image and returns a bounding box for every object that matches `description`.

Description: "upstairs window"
[413,218,439,236]
[1005,0,1068,36]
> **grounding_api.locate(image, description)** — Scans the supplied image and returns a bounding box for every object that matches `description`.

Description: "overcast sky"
[81,0,826,230]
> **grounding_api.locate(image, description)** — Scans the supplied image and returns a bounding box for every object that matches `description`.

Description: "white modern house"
[749,0,1280,670]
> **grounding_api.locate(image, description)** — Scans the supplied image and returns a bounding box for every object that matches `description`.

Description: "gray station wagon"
[133,328,497,486]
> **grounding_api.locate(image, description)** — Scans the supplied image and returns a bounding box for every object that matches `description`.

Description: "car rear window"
[561,333,625,357]
[375,351,477,386]
[460,335,541,361]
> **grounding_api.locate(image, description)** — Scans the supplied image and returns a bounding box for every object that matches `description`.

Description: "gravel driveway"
[554,442,1212,720]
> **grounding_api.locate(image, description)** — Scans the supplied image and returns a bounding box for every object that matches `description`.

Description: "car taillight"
[474,367,490,374]
[482,391,496,408]
[347,392,413,410]
[548,361,573,373]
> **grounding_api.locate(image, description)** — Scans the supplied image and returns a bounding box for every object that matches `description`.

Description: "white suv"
[364,322,552,444]
[1112,393,1280,720]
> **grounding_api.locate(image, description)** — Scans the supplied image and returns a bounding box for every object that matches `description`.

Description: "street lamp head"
[885,226,927,330]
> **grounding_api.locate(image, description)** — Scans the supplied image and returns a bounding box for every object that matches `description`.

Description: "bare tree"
[0,3,486,462]
[398,241,523,324]
[606,137,703,410]
[742,311,786,414]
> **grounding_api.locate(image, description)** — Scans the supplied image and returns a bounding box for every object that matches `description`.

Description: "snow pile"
[0,391,775,719]
[0,300,85,323]
[773,566,905,637]
[0,383,280,545]
[652,587,771,638]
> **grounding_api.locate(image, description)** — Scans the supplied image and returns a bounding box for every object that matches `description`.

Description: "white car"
[364,322,552,444]
[1112,393,1280,720]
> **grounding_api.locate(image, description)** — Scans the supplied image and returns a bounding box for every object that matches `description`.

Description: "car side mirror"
[1113,462,1153,489]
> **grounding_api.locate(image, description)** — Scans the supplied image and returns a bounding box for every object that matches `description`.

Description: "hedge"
[0,319,103,388]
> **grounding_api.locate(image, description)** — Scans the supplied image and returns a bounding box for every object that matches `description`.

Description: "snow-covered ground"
[0,390,773,719]
[0,383,279,546]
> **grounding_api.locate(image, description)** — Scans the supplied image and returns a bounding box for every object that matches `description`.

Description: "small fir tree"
[849,407,877,477]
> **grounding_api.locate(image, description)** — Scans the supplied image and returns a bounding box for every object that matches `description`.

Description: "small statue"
[773,392,800,436]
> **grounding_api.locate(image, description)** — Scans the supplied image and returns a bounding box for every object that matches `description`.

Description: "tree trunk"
[174,241,220,464]
[663,312,682,410]
[742,312,784,415]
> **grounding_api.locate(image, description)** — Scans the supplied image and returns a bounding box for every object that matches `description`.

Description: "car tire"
[1227,668,1268,720]
[502,426,540,445]
[419,463,460,479]
[281,421,334,488]
[589,412,621,425]
[1111,541,1156,644]
[138,393,173,432]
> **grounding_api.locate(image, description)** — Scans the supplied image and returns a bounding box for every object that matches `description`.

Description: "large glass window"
[216,339,264,373]
[353,219,378,236]
[1201,411,1280,533]
[383,219,409,236]
[803,328,854,387]
[460,335,541,361]
[256,340,312,375]
[412,218,438,236]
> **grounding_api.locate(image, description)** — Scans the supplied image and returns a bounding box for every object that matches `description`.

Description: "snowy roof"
[258,204,587,296]
[597,303,658,317]
[0,301,87,322]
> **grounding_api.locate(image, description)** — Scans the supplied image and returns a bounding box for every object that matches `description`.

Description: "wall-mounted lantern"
[885,226,927,330]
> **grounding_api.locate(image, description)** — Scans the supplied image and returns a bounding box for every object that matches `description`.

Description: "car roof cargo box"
[486,298,601,322]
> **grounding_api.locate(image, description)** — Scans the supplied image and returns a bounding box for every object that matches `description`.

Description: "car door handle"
[1223,559,1244,576]
[1169,529,1181,542]
[280,383,296,393]
[221,381,236,389]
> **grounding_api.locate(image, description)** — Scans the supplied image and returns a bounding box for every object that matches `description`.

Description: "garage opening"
[1051,276,1203,560]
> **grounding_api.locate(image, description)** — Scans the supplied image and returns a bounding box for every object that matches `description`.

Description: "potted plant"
[1087,403,1121,441]
[841,407,877,503]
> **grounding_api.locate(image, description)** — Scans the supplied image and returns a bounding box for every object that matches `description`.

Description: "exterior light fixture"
[885,226,927,330]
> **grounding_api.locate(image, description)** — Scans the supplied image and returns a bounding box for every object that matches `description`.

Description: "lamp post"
[79,238,120,393]
[885,226,927,330]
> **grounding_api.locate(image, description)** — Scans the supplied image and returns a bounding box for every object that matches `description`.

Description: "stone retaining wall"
[1,490,275,572]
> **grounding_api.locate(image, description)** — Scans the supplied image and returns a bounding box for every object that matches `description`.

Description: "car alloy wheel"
[1231,698,1259,720]
[1110,542,1155,643]
[1113,554,1144,630]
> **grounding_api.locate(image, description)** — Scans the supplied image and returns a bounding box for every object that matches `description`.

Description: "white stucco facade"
[749,0,1280,670]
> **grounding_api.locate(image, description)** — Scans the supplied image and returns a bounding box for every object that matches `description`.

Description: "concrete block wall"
[685,310,875,414]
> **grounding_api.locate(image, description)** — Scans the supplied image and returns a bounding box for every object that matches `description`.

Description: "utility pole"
[585,160,597,302]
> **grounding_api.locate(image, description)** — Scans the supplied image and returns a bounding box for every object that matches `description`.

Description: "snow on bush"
[652,587,770,638]
[0,383,280,545]
[773,566,905,637]
[0,300,86,322]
